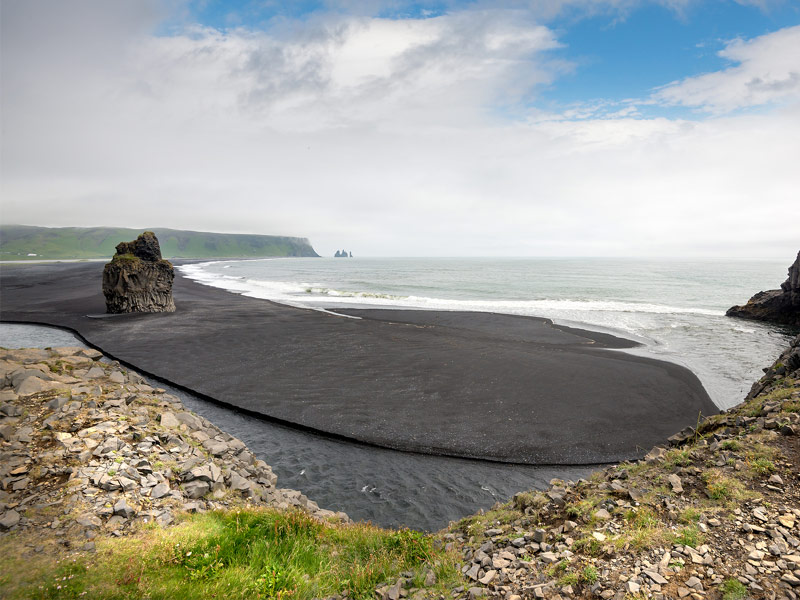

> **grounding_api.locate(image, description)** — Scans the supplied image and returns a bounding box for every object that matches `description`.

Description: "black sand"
[0,261,718,464]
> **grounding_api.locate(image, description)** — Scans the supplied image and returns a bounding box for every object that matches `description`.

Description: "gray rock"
[183,480,210,499]
[114,498,136,519]
[150,482,170,499]
[85,367,106,379]
[667,473,684,494]
[47,397,68,411]
[175,412,203,430]
[16,376,53,396]
[468,587,486,599]
[160,412,179,428]
[0,424,15,441]
[0,509,20,529]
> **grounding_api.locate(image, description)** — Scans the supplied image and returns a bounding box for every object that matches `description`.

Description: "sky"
[1,0,799,257]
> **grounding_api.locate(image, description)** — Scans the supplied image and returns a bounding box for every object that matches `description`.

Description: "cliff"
[0,225,320,260]
[727,250,800,326]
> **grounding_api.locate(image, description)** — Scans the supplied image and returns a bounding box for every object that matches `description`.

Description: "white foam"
[179,263,724,319]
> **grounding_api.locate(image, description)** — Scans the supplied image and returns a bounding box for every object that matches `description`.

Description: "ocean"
[180,257,796,409]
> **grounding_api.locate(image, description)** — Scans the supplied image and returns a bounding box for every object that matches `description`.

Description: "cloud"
[1,2,798,258]
[653,25,800,113]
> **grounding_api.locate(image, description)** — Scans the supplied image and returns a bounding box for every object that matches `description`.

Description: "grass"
[672,526,704,549]
[613,506,667,551]
[453,504,519,537]
[663,448,693,470]
[0,508,458,600]
[701,470,755,503]
[720,578,748,600]
[720,439,741,451]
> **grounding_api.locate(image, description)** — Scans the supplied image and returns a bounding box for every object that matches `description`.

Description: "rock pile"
[0,346,346,552]
[414,334,800,600]
[102,231,176,313]
[727,250,800,325]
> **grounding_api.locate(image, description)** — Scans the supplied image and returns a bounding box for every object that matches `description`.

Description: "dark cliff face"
[102,232,176,314]
[726,250,800,326]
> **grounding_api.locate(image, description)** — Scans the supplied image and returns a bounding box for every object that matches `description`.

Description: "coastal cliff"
[0,225,320,260]
[2,337,799,599]
[727,251,800,326]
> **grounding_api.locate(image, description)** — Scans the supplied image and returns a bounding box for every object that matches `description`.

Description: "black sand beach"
[0,261,718,464]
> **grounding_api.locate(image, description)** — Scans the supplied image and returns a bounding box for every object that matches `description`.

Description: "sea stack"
[102,231,176,313]
[726,250,800,326]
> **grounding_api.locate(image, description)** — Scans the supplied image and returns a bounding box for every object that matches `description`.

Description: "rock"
[667,473,684,494]
[424,570,436,586]
[594,508,612,520]
[150,482,170,499]
[468,587,486,599]
[160,412,179,428]
[85,367,105,379]
[183,480,210,499]
[16,376,54,397]
[102,231,176,314]
[114,498,136,519]
[0,424,15,441]
[727,250,800,325]
[0,510,21,529]
[625,581,640,594]
[478,570,496,585]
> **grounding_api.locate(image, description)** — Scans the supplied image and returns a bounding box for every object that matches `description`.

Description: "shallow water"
[0,323,595,531]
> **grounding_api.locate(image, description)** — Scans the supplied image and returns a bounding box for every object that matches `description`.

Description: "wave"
[178,263,725,317]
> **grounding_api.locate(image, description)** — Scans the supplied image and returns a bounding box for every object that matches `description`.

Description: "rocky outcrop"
[727,250,800,326]
[102,231,175,313]
[0,346,347,543]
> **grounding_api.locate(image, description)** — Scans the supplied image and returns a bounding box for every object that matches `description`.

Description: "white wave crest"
[178,263,724,318]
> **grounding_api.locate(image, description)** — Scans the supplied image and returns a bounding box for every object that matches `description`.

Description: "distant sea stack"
[334,250,353,258]
[726,250,800,326]
[102,231,176,313]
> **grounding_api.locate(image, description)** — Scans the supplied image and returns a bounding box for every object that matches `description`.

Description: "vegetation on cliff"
[0,225,319,260]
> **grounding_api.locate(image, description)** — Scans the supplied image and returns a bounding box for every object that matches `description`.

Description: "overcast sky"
[1,0,798,257]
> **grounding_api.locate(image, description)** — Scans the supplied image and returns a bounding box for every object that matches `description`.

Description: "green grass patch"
[720,439,741,451]
[672,526,704,549]
[1,508,457,600]
[663,448,693,470]
[720,578,748,600]
[701,470,753,503]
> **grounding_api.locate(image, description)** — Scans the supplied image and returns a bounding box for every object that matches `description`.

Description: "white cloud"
[1,2,798,258]
[653,25,800,113]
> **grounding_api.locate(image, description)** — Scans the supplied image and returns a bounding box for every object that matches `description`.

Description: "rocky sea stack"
[727,250,800,326]
[102,231,176,313]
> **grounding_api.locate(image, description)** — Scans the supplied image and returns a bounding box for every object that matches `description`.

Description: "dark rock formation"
[102,232,175,313]
[726,250,800,326]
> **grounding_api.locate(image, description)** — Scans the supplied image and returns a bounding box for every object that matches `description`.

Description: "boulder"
[727,250,800,325]
[102,231,175,313]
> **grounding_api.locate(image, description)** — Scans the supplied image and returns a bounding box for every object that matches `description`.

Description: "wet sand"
[0,261,718,464]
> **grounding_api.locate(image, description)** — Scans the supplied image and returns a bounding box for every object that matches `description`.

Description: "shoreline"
[0,260,717,465]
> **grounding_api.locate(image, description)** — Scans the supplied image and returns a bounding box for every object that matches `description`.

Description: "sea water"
[180,257,796,409]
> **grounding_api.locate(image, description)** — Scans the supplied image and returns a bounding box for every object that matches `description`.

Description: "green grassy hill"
[0,225,319,260]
